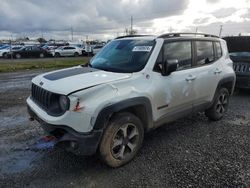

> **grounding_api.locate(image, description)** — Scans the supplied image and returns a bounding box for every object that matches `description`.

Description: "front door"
[152,41,195,124]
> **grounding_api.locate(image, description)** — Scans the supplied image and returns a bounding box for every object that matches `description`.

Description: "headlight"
[59,95,70,112]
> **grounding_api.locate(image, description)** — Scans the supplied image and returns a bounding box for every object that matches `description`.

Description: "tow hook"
[32,135,57,150]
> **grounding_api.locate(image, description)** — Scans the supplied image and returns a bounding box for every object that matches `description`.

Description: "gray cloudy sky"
[0,0,250,40]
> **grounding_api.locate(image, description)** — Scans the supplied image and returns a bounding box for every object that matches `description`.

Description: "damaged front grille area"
[31,83,65,116]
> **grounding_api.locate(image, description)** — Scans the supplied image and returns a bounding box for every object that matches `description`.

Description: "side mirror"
[161,59,178,76]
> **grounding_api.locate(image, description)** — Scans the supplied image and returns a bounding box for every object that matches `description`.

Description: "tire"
[39,53,45,58]
[55,52,60,57]
[15,54,21,59]
[99,112,144,168]
[205,88,230,121]
[74,52,79,57]
[3,52,7,59]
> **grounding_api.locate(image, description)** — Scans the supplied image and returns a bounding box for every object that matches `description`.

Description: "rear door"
[191,40,223,110]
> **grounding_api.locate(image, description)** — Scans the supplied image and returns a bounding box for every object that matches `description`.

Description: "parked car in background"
[82,45,93,56]
[0,46,10,58]
[0,46,23,58]
[230,52,250,89]
[92,45,104,55]
[53,46,82,57]
[8,46,49,59]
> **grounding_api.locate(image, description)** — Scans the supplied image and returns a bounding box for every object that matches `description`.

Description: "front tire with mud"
[99,112,144,168]
[205,87,230,121]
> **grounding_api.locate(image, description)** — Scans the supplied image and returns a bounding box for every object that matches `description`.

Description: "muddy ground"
[0,70,249,188]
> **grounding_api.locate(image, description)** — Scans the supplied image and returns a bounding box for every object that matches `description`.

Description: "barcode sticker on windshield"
[132,46,152,52]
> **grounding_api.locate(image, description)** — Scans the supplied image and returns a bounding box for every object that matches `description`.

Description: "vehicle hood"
[32,66,132,95]
[230,54,250,63]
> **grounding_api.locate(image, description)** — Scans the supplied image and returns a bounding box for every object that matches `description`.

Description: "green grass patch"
[0,58,88,73]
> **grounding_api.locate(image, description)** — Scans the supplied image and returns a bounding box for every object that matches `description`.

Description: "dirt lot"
[0,70,249,188]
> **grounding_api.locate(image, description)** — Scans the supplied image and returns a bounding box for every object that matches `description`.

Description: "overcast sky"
[0,0,250,41]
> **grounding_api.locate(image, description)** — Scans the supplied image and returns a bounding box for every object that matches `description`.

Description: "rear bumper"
[235,75,250,89]
[27,105,102,155]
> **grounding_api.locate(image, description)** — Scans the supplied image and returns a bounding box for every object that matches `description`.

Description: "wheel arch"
[216,76,236,95]
[93,97,153,132]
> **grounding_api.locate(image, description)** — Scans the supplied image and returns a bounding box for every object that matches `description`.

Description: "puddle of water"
[0,150,41,174]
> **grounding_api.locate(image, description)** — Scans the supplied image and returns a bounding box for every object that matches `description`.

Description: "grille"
[233,63,250,73]
[31,84,52,110]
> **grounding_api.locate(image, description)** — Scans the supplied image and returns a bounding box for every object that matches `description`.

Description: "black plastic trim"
[27,105,102,155]
[216,76,236,95]
[93,97,153,131]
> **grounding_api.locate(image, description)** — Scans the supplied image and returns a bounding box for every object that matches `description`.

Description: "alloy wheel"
[111,123,139,160]
[216,93,228,114]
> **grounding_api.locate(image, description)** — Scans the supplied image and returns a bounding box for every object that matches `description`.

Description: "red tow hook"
[42,135,56,142]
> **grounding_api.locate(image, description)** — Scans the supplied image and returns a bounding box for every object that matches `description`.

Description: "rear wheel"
[99,112,144,168]
[74,52,79,57]
[39,53,45,58]
[15,54,21,59]
[55,52,60,57]
[205,88,230,121]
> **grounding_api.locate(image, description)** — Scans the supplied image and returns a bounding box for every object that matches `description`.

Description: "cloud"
[0,0,250,40]
[0,0,189,39]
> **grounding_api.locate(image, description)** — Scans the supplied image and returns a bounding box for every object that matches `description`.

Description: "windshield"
[90,39,155,73]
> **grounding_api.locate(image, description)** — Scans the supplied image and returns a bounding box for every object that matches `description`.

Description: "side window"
[164,41,192,71]
[196,41,215,65]
[215,42,222,59]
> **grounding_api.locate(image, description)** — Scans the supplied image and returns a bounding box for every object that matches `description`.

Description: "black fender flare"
[93,97,153,131]
[216,76,236,95]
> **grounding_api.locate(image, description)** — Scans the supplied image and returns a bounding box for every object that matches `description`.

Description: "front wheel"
[15,54,21,59]
[39,53,45,58]
[74,52,79,57]
[3,52,8,58]
[205,88,230,121]
[99,112,144,168]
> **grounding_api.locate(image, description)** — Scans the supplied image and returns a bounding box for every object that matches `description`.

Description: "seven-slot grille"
[31,83,52,110]
[233,63,250,73]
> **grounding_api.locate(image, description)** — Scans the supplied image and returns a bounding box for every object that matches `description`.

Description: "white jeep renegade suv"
[27,33,236,167]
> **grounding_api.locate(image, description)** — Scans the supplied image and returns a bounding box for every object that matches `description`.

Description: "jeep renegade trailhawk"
[27,33,236,167]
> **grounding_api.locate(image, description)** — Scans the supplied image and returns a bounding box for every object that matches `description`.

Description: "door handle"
[185,75,196,81]
[214,68,222,74]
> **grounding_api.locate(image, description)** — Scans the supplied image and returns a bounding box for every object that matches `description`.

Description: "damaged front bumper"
[27,105,102,155]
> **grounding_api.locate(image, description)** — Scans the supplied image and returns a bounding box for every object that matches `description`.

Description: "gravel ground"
[0,70,249,188]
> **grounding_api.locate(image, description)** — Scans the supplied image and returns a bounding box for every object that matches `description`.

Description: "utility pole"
[219,25,223,37]
[195,27,198,33]
[71,27,74,41]
[130,16,133,35]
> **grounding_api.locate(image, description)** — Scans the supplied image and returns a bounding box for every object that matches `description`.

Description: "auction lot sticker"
[132,46,152,52]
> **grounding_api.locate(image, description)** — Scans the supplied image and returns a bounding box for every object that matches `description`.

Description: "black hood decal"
[44,67,99,81]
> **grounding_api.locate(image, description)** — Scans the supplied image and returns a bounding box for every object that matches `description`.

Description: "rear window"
[196,41,215,65]
[215,42,222,59]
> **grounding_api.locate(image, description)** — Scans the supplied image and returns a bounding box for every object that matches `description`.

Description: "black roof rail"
[158,32,220,39]
[115,35,153,39]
